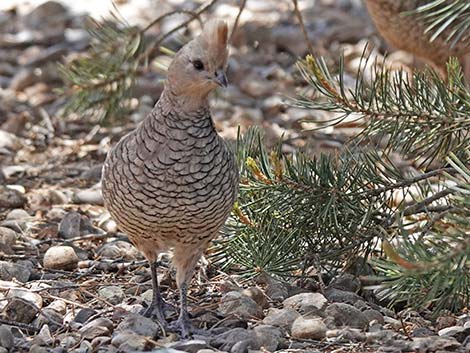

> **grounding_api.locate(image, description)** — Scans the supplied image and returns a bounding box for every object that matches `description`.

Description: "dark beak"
[215,70,228,88]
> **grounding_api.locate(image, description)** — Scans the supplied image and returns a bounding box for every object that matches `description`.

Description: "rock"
[438,325,470,343]
[210,328,255,352]
[0,227,16,247]
[0,326,14,350]
[72,189,103,205]
[91,336,111,350]
[412,327,435,337]
[362,309,384,324]
[241,287,269,309]
[58,212,81,239]
[74,308,97,323]
[262,307,300,333]
[80,164,103,182]
[410,336,461,352]
[111,331,154,351]
[5,208,30,220]
[253,325,283,351]
[0,131,21,151]
[436,315,457,330]
[325,303,369,329]
[7,288,43,308]
[79,318,113,339]
[34,308,63,331]
[325,288,363,304]
[97,241,140,261]
[169,340,208,353]
[4,297,38,323]
[32,324,54,346]
[0,186,26,208]
[98,286,124,305]
[283,292,327,315]
[43,246,79,270]
[0,261,31,282]
[265,280,288,302]
[291,317,327,340]
[116,314,159,338]
[9,69,37,91]
[219,291,264,320]
[29,344,49,353]
[328,328,365,342]
[23,1,68,31]
[328,274,361,292]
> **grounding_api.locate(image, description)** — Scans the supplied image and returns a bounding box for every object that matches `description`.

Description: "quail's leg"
[175,281,191,338]
[142,260,167,325]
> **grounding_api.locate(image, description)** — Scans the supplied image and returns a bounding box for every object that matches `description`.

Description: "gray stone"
[291,317,327,340]
[329,274,361,292]
[410,336,461,352]
[210,328,255,352]
[79,318,114,339]
[7,288,43,308]
[72,189,103,205]
[29,344,49,353]
[97,241,140,261]
[283,292,327,315]
[74,308,97,323]
[253,325,283,351]
[219,291,264,320]
[58,212,81,239]
[32,324,54,346]
[241,287,269,309]
[265,281,288,302]
[116,313,159,338]
[4,297,38,323]
[0,261,30,282]
[325,303,369,329]
[169,340,208,353]
[328,327,365,342]
[111,331,154,352]
[98,286,124,305]
[412,326,435,337]
[34,308,63,331]
[0,326,13,350]
[23,1,68,30]
[438,325,470,343]
[0,227,16,247]
[262,307,300,332]
[0,348,7,353]
[43,246,79,270]
[325,288,363,304]
[90,336,111,349]
[362,309,384,324]
[0,186,26,208]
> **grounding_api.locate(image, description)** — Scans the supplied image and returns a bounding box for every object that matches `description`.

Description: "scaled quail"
[102,19,239,337]
[364,0,470,78]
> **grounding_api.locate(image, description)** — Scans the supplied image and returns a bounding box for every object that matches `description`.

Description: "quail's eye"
[192,60,204,71]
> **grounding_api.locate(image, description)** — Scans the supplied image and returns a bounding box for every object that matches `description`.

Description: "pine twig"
[292,0,315,54]
[229,0,248,43]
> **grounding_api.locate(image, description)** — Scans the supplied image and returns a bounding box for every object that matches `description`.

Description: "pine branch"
[407,0,470,48]
[296,52,470,168]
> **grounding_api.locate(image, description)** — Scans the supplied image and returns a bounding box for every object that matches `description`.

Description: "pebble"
[169,340,208,353]
[410,336,461,352]
[262,307,300,333]
[72,188,104,205]
[43,246,79,270]
[241,287,269,309]
[438,325,470,343]
[79,318,114,339]
[325,303,369,329]
[111,331,154,352]
[325,288,363,304]
[219,291,264,320]
[7,288,43,308]
[97,241,140,261]
[0,186,26,208]
[58,211,82,239]
[362,309,384,324]
[0,261,31,282]
[0,326,14,350]
[328,273,361,292]
[6,208,31,220]
[32,324,54,346]
[116,314,159,338]
[253,325,283,351]
[98,286,125,305]
[291,316,327,340]
[34,308,64,331]
[4,297,38,323]
[283,292,328,315]
[328,327,366,342]
[436,315,457,330]
[23,1,68,31]
[0,227,16,247]
[0,130,21,151]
